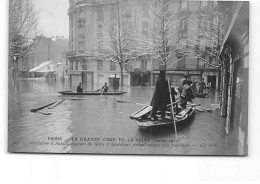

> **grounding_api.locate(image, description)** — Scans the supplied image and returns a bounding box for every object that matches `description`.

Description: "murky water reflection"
[8,79,235,155]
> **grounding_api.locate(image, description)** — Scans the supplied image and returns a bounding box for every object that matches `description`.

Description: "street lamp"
[141,74,143,86]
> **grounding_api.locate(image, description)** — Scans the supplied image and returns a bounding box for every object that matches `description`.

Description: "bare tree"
[86,1,139,87]
[136,0,178,71]
[175,1,226,68]
[9,0,39,62]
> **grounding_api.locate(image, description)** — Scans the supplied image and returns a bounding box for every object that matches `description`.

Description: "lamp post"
[141,73,143,86]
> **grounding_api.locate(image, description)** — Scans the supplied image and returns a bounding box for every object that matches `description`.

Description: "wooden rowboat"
[130,105,195,129]
[58,91,127,95]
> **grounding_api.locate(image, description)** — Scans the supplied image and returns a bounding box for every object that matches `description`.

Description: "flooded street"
[8,79,235,155]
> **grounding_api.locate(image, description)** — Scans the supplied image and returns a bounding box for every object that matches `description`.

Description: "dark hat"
[159,70,166,76]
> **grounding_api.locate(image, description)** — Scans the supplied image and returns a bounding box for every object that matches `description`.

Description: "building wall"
[68,0,223,87]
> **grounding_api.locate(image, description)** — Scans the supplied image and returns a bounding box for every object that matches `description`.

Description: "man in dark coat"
[77,83,84,93]
[113,74,118,92]
[180,80,195,109]
[198,78,206,93]
[149,70,169,120]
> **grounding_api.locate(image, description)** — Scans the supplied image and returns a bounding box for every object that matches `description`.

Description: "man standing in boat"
[180,80,195,109]
[198,78,206,93]
[113,74,118,93]
[149,70,169,121]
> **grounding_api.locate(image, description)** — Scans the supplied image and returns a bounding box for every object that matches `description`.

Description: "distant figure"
[206,82,211,92]
[77,83,84,93]
[198,78,206,93]
[191,79,197,93]
[180,80,195,109]
[149,70,169,120]
[113,74,118,92]
[101,83,109,93]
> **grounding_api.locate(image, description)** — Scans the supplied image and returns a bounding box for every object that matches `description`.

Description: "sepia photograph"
[8,0,249,155]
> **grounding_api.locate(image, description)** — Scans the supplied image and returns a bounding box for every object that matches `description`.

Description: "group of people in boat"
[76,74,118,93]
[149,71,200,121]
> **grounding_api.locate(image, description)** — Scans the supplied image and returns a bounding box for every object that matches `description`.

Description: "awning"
[29,61,53,72]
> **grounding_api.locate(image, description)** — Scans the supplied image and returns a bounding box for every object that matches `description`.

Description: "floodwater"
[8,79,237,155]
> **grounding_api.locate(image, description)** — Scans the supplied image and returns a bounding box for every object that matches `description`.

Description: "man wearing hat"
[149,70,170,120]
[180,72,189,87]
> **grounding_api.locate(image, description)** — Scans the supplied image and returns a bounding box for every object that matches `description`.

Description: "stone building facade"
[67,0,223,88]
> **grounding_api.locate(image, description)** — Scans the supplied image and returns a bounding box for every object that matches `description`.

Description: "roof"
[29,60,53,72]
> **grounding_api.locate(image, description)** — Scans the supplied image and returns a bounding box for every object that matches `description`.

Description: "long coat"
[150,77,170,109]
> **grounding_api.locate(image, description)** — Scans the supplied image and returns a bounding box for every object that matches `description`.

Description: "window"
[79,10,84,19]
[78,10,85,27]
[79,27,85,38]
[111,7,116,20]
[178,57,186,69]
[213,17,218,26]
[81,60,89,70]
[78,41,85,52]
[75,61,78,70]
[70,60,74,70]
[123,4,131,18]
[200,0,208,8]
[180,0,188,10]
[199,19,206,30]
[97,6,103,21]
[142,21,149,35]
[141,59,147,71]
[110,61,116,71]
[178,32,187,44]
[199,36,206,51]
[143,4,149,15]
[70,16,73,27]
[179,18,187,31]
[97,60,103,71]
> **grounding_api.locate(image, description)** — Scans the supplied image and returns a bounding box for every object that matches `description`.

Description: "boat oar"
[115,99,146,106]
[167,78,178,140]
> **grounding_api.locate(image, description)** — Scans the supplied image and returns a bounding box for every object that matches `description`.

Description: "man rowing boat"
[77,83,85,93]
[100,83,109,93]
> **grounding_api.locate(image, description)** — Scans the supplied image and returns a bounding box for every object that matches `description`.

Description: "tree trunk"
[120,65,124,89]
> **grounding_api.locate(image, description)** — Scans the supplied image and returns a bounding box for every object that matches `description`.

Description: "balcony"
[66,51,77,57]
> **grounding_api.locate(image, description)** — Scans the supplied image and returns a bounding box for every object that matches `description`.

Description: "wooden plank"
[130,106,152,119]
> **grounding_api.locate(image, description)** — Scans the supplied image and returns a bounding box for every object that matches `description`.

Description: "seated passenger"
[77,83,84,93]
[101,83,109,93]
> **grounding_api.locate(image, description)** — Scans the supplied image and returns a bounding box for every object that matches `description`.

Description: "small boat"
[194,92,208,98]
[130,105,195,129]
[58,91,127,95]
